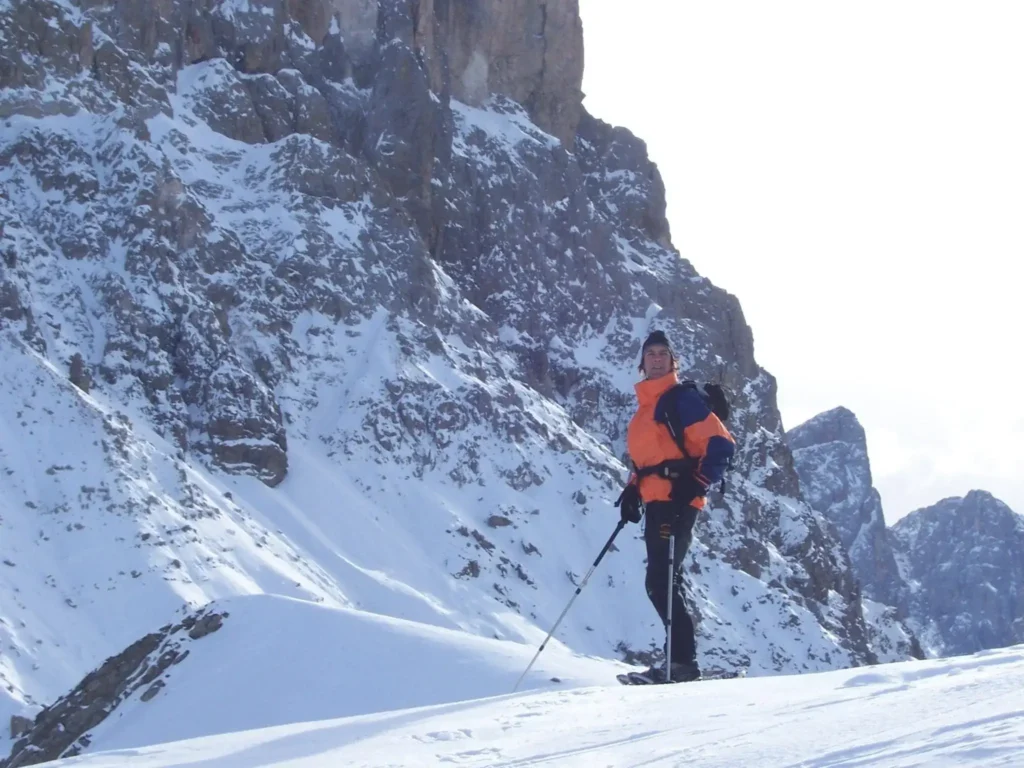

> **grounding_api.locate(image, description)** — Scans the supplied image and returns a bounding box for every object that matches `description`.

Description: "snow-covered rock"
[786,407,921,661]
[4,604,229,766]
[860,598,921,662]
[789,407,1024,661]
[892,491,1024,657]
[787,407,902,608]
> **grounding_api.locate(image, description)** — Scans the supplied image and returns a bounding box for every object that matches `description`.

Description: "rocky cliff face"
[0,0,586,486]
[788,407,903,607]
[789,407,1024,660]
[787,407,921,660]
[1,0,895,748]
[892,491,1024,656]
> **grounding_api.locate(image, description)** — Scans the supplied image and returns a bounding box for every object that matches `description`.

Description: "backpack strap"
[655,381,696,459]
[633,458,694,480]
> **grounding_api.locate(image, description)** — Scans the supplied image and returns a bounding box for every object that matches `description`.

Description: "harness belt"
[633,458,695,481]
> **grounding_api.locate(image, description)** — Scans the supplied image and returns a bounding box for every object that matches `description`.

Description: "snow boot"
[668,661,701,683]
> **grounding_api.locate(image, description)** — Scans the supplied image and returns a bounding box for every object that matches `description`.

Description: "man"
[616,330,736,683]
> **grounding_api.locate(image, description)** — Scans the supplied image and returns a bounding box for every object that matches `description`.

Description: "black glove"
[614,483,642,524]
[669,473,708,505]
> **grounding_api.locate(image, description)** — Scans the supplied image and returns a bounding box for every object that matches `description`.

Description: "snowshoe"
[616,661,701,685]
[616,663,744,686]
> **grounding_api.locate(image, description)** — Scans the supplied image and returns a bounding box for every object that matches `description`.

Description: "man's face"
[643,344,673,379]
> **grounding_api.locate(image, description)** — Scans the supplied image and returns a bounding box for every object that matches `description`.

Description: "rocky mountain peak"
[791,402,1024,660]
[787,406,906,629]
[891,491,1024,655]
[787,406,867,455]
[895,490,1022,543]
[787,407,879,551]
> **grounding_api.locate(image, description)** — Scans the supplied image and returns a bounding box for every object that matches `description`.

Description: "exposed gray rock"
[0,0,92,90]
[787,407,923,660]
[861,598,923,662]
[202,362,289,486]
[244,73,296,142]
[211,0,290,74]
[8,716,31,741]
[270,131,373,203]
[790,405,1023,659]
[178,58,266,144]
[0,278,25,325]
[442,0,582,145]
[276,69,335,144]
[68,353,92,393]
[372,0,583,145]
[575,112,671,248]
[90,39,172,116]
[788,407,903,608]
[2,607,229,768]
[187,611,224,639]
[891,491,1024,656]
[363,37,451,248]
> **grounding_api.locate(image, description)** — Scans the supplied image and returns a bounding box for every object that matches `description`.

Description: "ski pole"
[665,532,675,683]
[512,519,627,692]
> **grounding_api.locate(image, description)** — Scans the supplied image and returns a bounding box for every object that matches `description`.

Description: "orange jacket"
[626,373,735,508]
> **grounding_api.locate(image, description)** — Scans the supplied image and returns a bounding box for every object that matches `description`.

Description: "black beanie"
[640,330,675,369]
[638,331,671,360]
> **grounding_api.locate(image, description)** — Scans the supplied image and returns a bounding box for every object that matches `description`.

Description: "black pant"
[644,501,698,666]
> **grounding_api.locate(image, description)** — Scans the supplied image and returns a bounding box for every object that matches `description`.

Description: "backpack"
[655,380,733,492]
[695,381,730,423]
[657,380,731,435]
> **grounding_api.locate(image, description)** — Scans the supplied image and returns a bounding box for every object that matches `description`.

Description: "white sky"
[579,1,1023,523]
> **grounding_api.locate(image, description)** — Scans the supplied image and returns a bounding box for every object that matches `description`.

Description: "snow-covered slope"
[4,594,627,763]
[0,323,870,755]
[2,0,902,757]
[0,330,654,743]
[32,644,1024,768]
